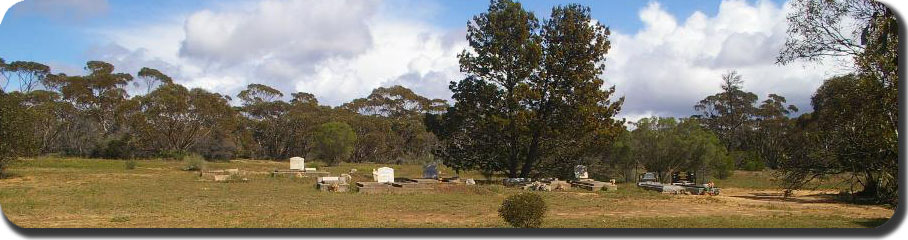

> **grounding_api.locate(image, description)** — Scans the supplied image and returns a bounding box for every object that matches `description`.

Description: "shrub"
[498,192,547,228]
[311,122,356,166]
[741,158,766,171]
[710,154,735,179]
[182,154,205,171]
[125,159,137,170]
[99,136,134,159]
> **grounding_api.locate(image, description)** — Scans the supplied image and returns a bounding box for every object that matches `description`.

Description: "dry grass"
[0,157,895,228]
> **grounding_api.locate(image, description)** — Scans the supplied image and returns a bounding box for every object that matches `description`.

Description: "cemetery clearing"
[0,157,894,228]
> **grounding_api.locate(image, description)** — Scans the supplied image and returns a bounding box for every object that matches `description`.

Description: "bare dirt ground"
[550,187,894,220]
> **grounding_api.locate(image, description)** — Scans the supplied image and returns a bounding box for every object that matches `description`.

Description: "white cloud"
[90,0,464,105]
[87,0,853,117]
[605,0,854,120]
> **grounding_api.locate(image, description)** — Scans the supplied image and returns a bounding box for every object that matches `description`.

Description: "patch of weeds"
[110,216,130,223]
[182,154,206,171]
[125,159,137,170]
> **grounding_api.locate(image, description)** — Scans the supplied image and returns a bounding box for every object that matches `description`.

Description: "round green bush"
[498,192,547,228]
[125,159,137,170]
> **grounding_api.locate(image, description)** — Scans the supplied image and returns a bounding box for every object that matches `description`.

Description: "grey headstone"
[423,163,439,179]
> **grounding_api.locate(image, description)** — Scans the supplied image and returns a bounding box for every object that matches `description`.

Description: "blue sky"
[0,0,849,120]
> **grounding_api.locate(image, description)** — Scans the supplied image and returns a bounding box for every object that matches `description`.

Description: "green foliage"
[629,117,731,182]
[709,154,735,179]
[312,122,356,166]
[182,154,205,171]
[435,0,624,178]
[158,150,188,160]
[125,159,137,170]
[0,91,38,178]
[96,135,135,159]
[777,0,898,205]
[498,192,547,228]
[738,153,766,172]
[342,86,447,164]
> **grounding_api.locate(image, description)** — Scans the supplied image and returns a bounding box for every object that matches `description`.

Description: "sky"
[0,0,857,121]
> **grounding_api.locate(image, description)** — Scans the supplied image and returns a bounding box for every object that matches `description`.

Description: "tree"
[437,1,624,178]
[23,90,71,153]
[693,70,758,152]
[136,67,173,94]
[311,121,356,166]
[754,94,798,169]
[0,58,8,91]
[56,61,134,135]
[630,117,731,182]
[342,86,448,163]
[1,61,50,93]
[693,71,798,170]
[600,129,637,182]
[130,84,235,155]
[777,0,897,204]
[0,91,37,178]
[779,75,895,203]
[236,84,293,159]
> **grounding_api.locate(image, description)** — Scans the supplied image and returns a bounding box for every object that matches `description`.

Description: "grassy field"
[0,157,895,228]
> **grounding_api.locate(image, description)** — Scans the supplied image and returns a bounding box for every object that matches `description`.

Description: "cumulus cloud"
[86,0,851,116]
[605,0,853,122]
[10,0,108,21]
[90,0,464,105]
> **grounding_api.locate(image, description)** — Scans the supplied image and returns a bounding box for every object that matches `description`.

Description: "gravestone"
[574,165,589,179]
[423,163,439,179]
[317,176,350,192]
[290,157,305,170]
[318,176,341,183]
[640,172,658,183]
[373,167,395,183]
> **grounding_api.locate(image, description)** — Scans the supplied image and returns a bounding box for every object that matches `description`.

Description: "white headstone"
[290,157,305,170]
[373,167,395,183]
[318,176,340,183]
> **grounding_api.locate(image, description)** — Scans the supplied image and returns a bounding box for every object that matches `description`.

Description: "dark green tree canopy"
[436,0,624,178]
[312,121,357,166]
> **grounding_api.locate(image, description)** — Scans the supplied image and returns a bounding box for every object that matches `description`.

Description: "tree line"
[0,58,448,170]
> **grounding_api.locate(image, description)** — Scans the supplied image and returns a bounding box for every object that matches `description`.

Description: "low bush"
[498,192,547,228]
[182,154,205,171]
[125,159,137,170]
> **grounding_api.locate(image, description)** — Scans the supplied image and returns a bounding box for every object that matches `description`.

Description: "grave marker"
[574,165,589,179]
[290,157,305,170]
[373,167,395,183]
[423,163,439,179]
